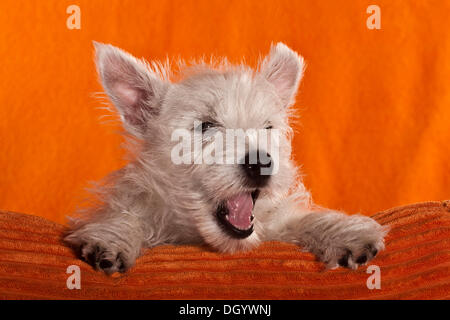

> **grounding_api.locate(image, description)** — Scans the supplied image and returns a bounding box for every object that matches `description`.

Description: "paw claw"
[365,244,378,257]
[356,254,367,264]
[75,243,130,274]
[99,259,113,269]
[86,249,97,266]
[335,242,382,269]
[338,250,351,267]
[117,253,126,273]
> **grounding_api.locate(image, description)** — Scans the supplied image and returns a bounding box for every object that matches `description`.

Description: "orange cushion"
[0,201,449,299]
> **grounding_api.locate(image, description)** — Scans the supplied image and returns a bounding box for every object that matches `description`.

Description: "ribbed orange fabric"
[0,201,449,299]
[0,1,450,224]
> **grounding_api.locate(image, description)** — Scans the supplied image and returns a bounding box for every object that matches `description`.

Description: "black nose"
[241,151,272,187]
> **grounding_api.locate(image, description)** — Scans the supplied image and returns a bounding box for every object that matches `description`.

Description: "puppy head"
[95,42,305,252]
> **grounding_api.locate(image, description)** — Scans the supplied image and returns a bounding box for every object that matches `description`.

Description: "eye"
[264,124,273,130]
[201,121,216,133]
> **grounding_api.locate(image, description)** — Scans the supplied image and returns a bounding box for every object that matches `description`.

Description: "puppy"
[65,42,387,274]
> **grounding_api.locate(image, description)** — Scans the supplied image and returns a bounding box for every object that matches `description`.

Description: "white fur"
[65,42,388,274]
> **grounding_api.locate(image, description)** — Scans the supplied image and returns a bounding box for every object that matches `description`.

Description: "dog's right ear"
[94,42,168,138]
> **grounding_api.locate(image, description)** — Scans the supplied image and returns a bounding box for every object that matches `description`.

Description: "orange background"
[0,0,449,224]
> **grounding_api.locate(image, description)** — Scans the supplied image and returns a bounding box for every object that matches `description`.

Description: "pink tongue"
[225,193,254,230]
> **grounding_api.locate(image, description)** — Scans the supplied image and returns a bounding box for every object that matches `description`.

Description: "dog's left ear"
[260,43,305,107]
[94,42,168,138]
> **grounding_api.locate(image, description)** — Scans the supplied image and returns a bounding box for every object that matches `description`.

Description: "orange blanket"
[0,1,449,224]
[0,201,449,299]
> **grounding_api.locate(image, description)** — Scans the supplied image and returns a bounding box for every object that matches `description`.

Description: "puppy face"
[95,42,305,252]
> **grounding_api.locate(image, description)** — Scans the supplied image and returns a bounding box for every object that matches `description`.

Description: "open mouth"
[215,190,260,239]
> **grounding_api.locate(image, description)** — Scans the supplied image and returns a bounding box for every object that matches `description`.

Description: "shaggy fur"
[65,42,388,274]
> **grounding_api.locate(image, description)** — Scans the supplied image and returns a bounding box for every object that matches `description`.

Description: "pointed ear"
[94,42,168,137]
[260,43,305,107]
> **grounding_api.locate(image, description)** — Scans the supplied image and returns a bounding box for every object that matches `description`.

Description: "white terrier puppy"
[65,42,387,274]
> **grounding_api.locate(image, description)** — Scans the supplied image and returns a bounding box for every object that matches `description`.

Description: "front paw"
[78,242,129,275]
[327,242,382,270]
[65,229,137,275]
[318,215,387,270]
